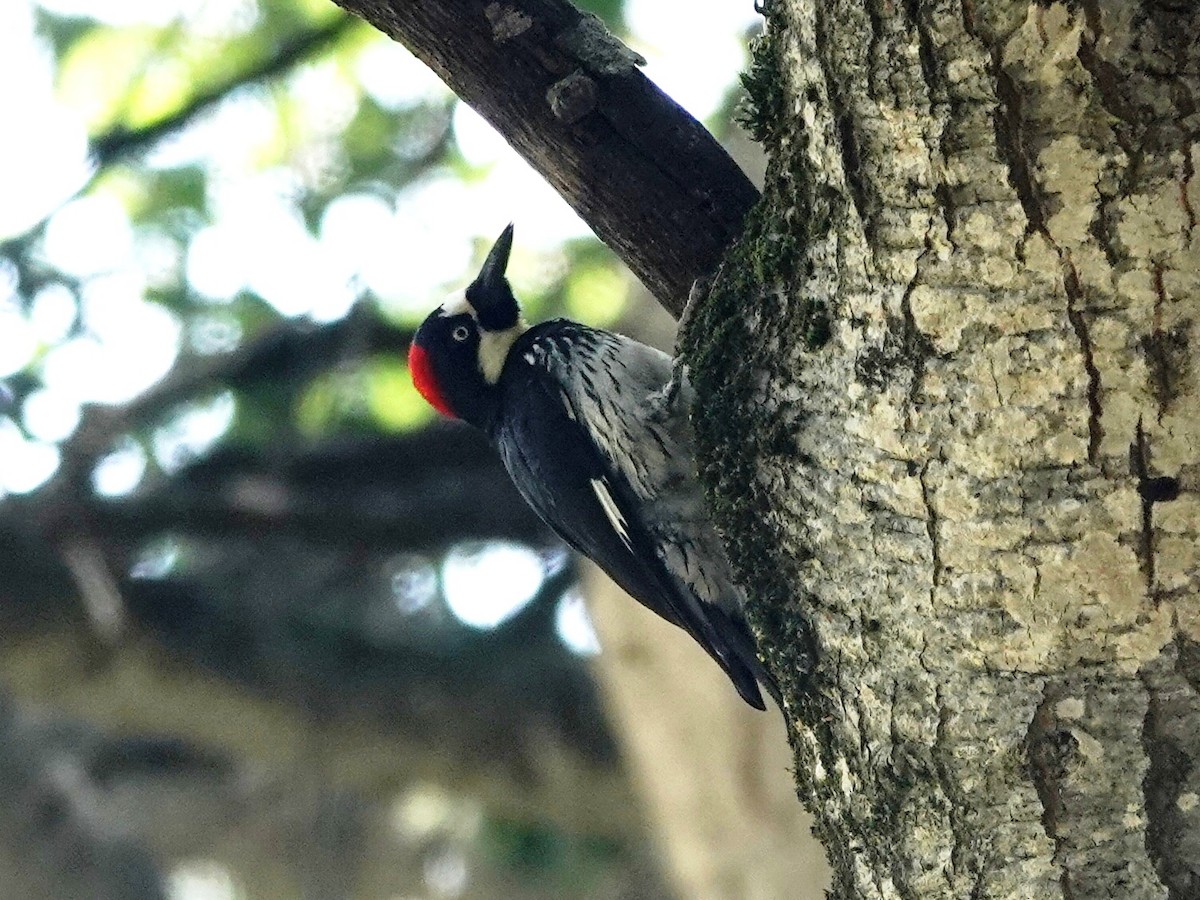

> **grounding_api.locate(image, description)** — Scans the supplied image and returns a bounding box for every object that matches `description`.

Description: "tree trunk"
[684,2,1199,898]
[583,564,830,900]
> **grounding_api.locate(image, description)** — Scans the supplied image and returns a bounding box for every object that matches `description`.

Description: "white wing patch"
[589,477,632,550]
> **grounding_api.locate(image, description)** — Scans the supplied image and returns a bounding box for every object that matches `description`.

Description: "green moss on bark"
[678,199,833,715]
[738,23,785,147]
[676,11,866,858]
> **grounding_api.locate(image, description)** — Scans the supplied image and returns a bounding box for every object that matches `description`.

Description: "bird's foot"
[644,358,687,421]
[645,274,713,420]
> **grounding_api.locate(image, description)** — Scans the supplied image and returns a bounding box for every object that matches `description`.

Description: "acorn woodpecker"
[409,226,779,710]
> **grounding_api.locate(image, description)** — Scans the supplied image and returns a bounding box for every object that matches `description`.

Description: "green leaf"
[564,261,627,325]
[57,25,162,131]
[366,357,435,432]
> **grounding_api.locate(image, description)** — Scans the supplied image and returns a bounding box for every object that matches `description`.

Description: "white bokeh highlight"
[442,542,545,630]
[0,418,60,494]
[91,436,148,496]
[555,588,602,656]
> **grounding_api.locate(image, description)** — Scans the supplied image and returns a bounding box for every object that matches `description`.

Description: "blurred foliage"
[0,0,758,897]
[2,0,638,458]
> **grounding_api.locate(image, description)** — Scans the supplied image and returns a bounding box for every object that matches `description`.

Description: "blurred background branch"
[90,15,361,167]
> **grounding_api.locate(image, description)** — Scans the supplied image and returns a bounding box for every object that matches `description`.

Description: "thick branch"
[332,0,760,315]
[93,427,548,551]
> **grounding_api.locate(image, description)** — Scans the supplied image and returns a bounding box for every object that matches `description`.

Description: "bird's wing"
[497,325,767,708]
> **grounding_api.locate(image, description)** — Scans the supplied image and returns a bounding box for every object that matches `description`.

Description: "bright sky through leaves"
[0,0,758,494]
[1,0,759,636]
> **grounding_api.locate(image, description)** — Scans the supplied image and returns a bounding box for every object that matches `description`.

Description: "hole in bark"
[1025,695,1078,847]
[1042,730,1078,781]
[1139,476,1181,503]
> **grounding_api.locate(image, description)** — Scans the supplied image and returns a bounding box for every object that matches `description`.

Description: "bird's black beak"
[468,224,520,331]
[476,224,514,289]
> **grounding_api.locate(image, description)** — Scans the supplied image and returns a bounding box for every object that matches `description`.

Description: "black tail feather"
[708,606,783,712]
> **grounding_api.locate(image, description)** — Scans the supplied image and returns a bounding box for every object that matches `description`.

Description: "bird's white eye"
[452,324,471,342]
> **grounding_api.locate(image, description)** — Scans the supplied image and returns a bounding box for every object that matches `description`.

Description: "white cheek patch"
[478,322,527,384]
[438,290,473,318]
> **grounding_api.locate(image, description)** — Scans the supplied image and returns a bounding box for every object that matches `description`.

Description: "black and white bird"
[409,225,779,709]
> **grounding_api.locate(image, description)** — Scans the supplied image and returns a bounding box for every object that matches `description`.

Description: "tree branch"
[93,426,548,551]
[54,304,411,490]
[332,0,760,315]
[89,15,360,167]
[0,574,639,838]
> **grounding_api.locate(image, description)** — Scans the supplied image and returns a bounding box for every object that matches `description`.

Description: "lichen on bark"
[685,1,1200,897]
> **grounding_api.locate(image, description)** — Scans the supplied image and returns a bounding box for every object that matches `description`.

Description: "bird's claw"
[645,274,710,420]
[645,360,687,422]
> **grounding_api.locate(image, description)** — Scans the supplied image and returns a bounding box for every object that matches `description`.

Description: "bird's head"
[409,224,528,428]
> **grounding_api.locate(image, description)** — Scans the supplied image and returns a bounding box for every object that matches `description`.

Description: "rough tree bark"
[682,2,1199,898]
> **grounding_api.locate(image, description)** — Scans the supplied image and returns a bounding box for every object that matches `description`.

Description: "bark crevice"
[965,7,1108,465]
[1141,266,1192,419]
[1131,419,1160,595]
[932,689,967,884]
[812,3,872,248]
[1064,264,1104,465]
[918,461,942,592]
[1025,686,1075,898]
[1140,648,1200,900]
[1180,151,1196,237]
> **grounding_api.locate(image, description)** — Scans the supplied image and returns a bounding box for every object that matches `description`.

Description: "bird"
[408,225,779,709]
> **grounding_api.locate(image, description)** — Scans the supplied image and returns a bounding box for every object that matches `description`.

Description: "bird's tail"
[709,606,784,712]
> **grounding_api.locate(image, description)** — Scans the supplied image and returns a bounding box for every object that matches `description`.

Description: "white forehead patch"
[438,290,474,319]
